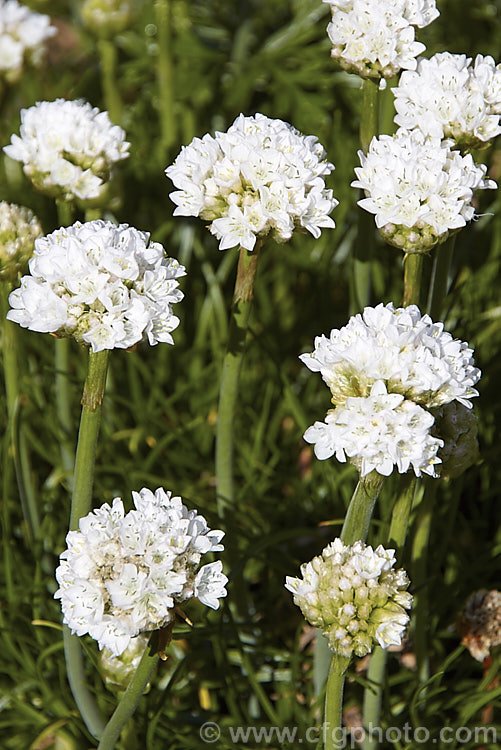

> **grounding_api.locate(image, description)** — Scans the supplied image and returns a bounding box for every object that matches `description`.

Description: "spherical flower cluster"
[0,201,42,281]
[165,113,337,251]
[393,53,501,150]
[81,0,135,38]
[7,220,185,352]
[4,99,130,203]
[55,487,228,656]
[323,0,439,80]
[0,0,56,83]
[300,303,481,477]
[286,539,412,657]
[352,129,496,253]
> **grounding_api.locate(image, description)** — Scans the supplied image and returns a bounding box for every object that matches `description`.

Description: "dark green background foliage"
[1,1,501,748]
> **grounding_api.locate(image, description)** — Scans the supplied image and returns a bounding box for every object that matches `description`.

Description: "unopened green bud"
[81,0,135,38]
[99,633,150,691]
[0,202,42,282]
[433,402,479,479]
[380,221,451,254]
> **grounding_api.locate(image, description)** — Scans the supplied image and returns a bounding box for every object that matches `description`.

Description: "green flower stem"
[402,254,424,308]
[62,628,106,739]
[1,283,40,542]
[215,241,262,516]
[352,79,380,313]
[323,471,385,748]
[98,38,123,125]
[362,474,417,749]
[411,480,436,685]
[63,348,110,738]
[359,79,380,155]
[70,348,110,529]
[55,201,76,483]
[97,633,159,750]
[362,646,386,749]
[325,654,350,750]
[155,0,176,154]
[426,236,456,320]
[340,471,385,545]
[55,338,74,483]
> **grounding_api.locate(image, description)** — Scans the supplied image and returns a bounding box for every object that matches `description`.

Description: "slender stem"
[426,236,456,320]
[388,474,417,551]
[340,471,384,545]
[362,474,417,748]
[362,646,386,749]
[70,349,110,529]
[352,78,380,313]
[63,348,110,737]
[97,633,159,750]
[55,338,75,483]
[155,0,176,154]
[323,472,384,747]
[1,284,40,541]
[359,78,380,155]
[324,655,350,750]
[55,201,76,482]
[215,242,261,516]
[63,627,106,739]
[98,39,123,125]
[56,200,74,227]
[402,254,424,308]
[411,480,436,685]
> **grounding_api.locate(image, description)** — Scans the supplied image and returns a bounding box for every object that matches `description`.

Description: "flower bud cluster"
[300,303,481,477]
[393,52,501,150]
[166,113,337,251]
[4,99,130,203]
[55,488,228,656]
[7,220,185,352]
[81,0,135,38]
[323,0,439,80]
[0,201,42,281]
[352,129,496,253]
[0,0,56,83]
[286,539,412,657]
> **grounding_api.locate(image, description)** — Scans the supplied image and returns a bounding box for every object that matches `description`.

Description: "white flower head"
[393,52,501,150]
[323,0,439,80]
[166,113,338,251]
[0,201,42,281]
[286,539,412,657]
[300,303,481,478]
[3,99,130,203]
[0,0,56,82]
[55,488,227,656]
[7,220,186,352]
[301,303,480,409]
[304,380,443,478]
[352,129,496,253]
